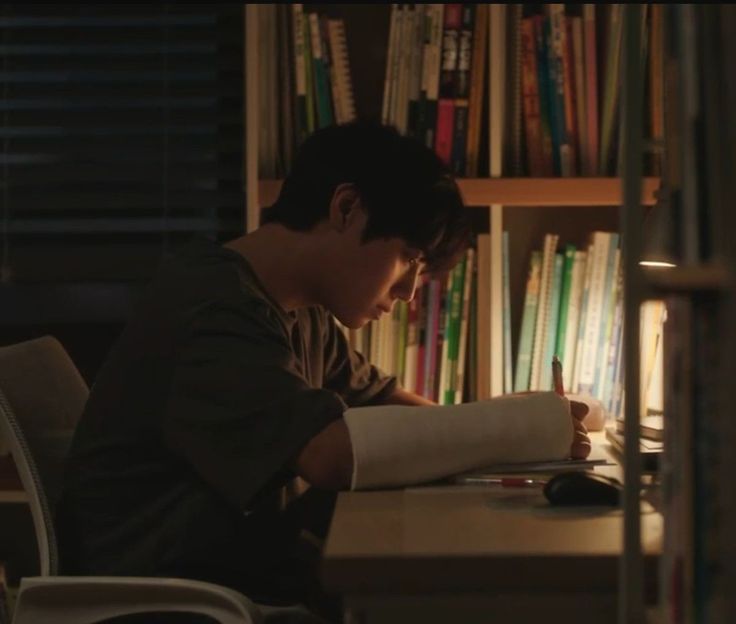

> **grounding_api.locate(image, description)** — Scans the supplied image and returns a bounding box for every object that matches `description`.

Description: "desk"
[322,433,662,624]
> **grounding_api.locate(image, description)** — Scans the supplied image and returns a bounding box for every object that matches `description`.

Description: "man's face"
[321,210,424,329]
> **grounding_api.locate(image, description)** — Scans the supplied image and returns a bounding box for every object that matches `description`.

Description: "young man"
[56,122,590,621]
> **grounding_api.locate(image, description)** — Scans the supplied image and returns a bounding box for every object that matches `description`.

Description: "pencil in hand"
[552,356,565,397]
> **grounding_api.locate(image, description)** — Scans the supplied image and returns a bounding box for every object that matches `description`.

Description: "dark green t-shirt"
[55,239,396,602]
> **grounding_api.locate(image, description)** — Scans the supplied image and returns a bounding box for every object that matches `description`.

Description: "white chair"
[0,336,326,624]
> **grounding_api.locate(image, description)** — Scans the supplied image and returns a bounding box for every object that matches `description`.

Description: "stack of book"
[512,232,665,420]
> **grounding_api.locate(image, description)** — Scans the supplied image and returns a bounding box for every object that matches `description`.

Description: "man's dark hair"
[260,121,471,272]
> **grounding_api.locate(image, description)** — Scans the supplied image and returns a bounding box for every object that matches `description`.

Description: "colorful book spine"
[513,250,542,392]
[420,4,444,150]
[571,243,594,392]
[592,235,620,398]
[450,3,474,176]
[423,279,440,399]
[435,4,461,165]
[442,258,465,404]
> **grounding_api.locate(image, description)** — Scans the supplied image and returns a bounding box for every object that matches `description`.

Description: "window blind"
[0,4,244,289]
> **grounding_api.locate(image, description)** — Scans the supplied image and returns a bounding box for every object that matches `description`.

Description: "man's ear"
[328,183,362,231]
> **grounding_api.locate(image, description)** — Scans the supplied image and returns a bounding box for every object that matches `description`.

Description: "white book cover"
[530,234,559,390]
[423,5,444,102]
[327,19,356,123]
[562,250,587,390]
[577,231,611,394]
[571,243,594,392]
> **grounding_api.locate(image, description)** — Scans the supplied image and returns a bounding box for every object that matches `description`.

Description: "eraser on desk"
[566,393,605,431]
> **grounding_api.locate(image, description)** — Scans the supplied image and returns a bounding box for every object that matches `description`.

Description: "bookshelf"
[245,3,667,405]
[241,3,736,622]
[620,5,736,624]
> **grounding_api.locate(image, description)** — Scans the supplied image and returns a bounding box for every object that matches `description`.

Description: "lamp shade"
[640,187,678,267]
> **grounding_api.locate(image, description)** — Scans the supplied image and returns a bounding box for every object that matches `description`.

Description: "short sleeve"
[322,313,398,407]
[162,297,346,512]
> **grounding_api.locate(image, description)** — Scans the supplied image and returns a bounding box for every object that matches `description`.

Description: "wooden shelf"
[643,264,731,292]
[258,177,660,208]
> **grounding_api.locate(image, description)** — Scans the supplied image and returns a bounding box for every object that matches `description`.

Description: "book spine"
[577,232,611,395]
[530,234,559,390]
[302,8,316,134]
[554,244,577,363]
[435,3,461,164]
[520,16,545,176]
[513,250,542,393]
[562,12,579,175]
[583,4,599,175]
[548,4,570,176]
[407,4,426,139]
[601,256,623,414]
[475,233,491,400]
[533,14,555,175]
[395,5,415,133]
[443,256,466,405]
[451,3,474,176]
[327,19,356,123]
[291,5,309,146]
[571,14,587,177]
[456,247,475,403]
[415,282,428,396]
[465,3,488,177]
[467,246,479,402]
[382,4,400,124]
[540,253,564,391]
[593,235,620,398]
[598,5,622,174]
[308,12,334,128]
[571,244,594,392]
[422,4,445,150]
[562,250,587,391]
[502,232,513,395]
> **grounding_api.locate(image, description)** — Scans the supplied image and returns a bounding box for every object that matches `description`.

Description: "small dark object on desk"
[543,471,623,506]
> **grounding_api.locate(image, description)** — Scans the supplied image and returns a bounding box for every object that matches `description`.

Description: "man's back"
[55,239,394,604]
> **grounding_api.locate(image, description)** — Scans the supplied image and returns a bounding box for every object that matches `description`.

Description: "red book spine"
[521,17,544,176]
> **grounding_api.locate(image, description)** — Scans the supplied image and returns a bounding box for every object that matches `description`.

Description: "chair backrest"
[0,336,89,576]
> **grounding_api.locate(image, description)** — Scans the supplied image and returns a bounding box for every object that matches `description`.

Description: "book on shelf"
[257,3,664,179]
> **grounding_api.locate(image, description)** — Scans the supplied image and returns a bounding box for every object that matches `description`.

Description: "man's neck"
[224,224,320,312]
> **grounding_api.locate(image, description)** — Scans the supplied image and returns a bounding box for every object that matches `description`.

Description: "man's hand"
[569,399,592,459]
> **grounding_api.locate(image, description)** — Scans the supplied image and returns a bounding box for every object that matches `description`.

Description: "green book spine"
[554,244,577,363]
[513,251,542,392]
[443,256,466,405]
[540,253,564,391]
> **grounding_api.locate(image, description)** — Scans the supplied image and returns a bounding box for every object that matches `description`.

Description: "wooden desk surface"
[322,434,662,595]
